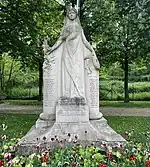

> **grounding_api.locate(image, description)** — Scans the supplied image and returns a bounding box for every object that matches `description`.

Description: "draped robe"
[41,16,100,120]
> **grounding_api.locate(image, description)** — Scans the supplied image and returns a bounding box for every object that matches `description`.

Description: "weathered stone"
[17,7,125,155]
[56,97,89,123]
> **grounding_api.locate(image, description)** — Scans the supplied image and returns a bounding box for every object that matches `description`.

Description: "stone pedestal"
[17,98,125,155]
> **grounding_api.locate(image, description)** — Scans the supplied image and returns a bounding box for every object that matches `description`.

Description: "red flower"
[0,160,4,167]
[99,162,107,167]
[72,162,77,167]
[41,152,49,163]
[146,161,150,167]
[129,155,137,162]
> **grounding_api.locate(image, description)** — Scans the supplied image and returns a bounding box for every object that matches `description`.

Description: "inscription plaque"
[56,105,89,123]
[43,78,55,107]
[89,75,99,109]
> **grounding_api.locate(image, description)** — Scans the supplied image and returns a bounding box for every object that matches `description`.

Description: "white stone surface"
[56,99,89,123]
[36,119,54,129]
[40,7,102,121]
[17,7,126,155]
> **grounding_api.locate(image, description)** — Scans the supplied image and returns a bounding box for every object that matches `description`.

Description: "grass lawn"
[0,114,39,139]
[0,113,150,143]
[100,100,150,108]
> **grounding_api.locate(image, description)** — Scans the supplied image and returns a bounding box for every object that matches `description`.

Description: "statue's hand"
[91,52,100,70]
[49,39,62,53]
[92,57,100,70]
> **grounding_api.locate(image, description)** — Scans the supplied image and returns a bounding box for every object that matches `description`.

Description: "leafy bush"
[7,87,39,99]
[130,92,150,101]
[100,80,150,100]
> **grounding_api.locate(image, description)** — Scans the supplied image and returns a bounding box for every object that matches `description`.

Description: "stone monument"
[17,6,125,155]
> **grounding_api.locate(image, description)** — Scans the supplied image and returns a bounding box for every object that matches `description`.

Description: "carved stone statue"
[17,7,126,155]
[40,7,102,121]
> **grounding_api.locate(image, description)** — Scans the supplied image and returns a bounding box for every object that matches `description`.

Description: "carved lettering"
[56,105,89,123]
[89,76,99,108]
[43,78,55,107]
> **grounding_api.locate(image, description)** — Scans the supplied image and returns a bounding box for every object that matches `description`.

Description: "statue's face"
[68,10,77,20]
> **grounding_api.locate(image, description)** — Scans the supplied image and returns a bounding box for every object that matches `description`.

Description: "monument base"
[17,98,125,155]
[17,119,125,155]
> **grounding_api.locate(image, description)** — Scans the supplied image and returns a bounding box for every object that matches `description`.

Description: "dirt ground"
[0,103,150,116]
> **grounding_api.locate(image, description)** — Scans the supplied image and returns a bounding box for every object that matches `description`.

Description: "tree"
[0,0,63,100]
[81,0,150,102]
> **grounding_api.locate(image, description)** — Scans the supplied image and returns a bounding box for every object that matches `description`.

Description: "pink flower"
[7,160,13,167]
[9,146,14,151]
[4,152,11,161]
[107,146,112,153]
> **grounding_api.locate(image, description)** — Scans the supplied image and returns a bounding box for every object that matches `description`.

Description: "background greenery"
[1,54,150,101]
[0,0,150,102]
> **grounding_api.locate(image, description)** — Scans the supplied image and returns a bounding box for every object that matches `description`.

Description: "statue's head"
[67,7,77,20]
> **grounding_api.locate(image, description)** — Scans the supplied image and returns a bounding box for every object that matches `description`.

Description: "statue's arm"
[49,38,63,54]
[81,31,100,70]
[49,28,71,53]
[81,30,93,53]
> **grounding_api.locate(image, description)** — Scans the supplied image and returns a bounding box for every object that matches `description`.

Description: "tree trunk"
[6,59,14,93]
[38,61,43,101]
[0,60,5,92]
[124,55,129,102]
[0,56,2,91]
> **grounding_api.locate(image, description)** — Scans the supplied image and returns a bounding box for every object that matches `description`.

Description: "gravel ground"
[0,103,150,116]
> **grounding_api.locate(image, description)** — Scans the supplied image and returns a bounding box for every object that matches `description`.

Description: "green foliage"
[100,63,150,101]
[131,92,150,101]
[100,62,150,82]
[0,53,39,99]
[0,0,63,67]
[81,0,150,102]
[1,136,150,167]
[1,0,150,102]
[7,87,39,99]
[100,80,150,101]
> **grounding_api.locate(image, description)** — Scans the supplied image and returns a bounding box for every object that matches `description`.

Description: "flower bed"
[0,136,150,167]
[0,125,150,167]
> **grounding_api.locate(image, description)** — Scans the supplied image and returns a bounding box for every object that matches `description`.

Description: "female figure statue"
[41,7,101,121]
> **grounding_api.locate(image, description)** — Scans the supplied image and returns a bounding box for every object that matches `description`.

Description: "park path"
[0,103,150,116]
